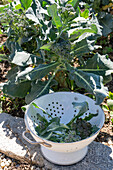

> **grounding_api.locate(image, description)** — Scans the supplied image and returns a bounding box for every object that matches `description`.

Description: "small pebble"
[2,158,6,163]
[1,154,5,159]
[31,165,36,170]
[7,159,12,164]
[1,161,6,168]
[5,161,10,167]
[12,161,16,166]
[108,139,113,145]
[4,166,8,170]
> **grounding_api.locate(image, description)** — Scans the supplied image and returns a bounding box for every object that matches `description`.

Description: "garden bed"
[0,59,113,147]
[0,0,113,168]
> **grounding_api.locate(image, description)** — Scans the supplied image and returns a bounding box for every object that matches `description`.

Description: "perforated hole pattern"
[30,95,99,125]
[45,101,65,119]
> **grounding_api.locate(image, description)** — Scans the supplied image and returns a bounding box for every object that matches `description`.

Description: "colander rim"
[24,92,105,145]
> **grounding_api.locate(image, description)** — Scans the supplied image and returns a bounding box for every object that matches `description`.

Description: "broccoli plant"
[0,0,113,105]
[81,0,113,36]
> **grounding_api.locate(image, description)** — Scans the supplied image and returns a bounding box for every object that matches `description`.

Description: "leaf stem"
[36,65,62,98]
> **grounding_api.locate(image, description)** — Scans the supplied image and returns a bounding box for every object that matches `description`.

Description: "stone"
[0,113,44,167]
[1,162,5,168]
[0,113,113,169]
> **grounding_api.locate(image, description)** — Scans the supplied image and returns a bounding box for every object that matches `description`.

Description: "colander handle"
[22,130,52,148]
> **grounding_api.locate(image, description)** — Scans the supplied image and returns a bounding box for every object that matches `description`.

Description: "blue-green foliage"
[0,0,113,104]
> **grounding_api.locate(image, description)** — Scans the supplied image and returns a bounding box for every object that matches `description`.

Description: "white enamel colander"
[22,92,105,165]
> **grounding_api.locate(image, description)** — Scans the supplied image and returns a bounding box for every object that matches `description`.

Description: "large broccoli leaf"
[66,63,108,104]
[79,53,113,84]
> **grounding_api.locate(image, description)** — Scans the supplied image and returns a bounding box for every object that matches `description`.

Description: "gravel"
[0,152,39,170]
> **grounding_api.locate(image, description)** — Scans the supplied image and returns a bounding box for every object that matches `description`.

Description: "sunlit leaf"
[47,4,62,28]
[72,101,88,117]
[80,9,89,19]
[70,24,97,41]
[20,0,32,10]
[102,104,109,111]
[10,50,43,66]
[68,0,79,8]
[109,92,113,100]
[107,99,113,111]
[15,4,24,10]
[40,42,54,51]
